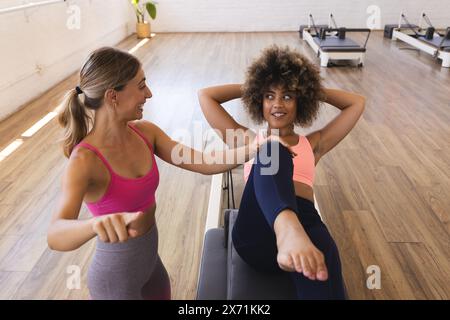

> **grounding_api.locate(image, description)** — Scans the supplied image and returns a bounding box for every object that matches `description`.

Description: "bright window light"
[128,38,150,54]
[0,139,24,162]
[21,111,57,137]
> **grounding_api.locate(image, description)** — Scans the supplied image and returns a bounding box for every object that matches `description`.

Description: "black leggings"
[232,141,346,300]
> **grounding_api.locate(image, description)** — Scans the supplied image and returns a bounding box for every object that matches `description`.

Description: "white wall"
[150,0,450,32]
[1,0,449,121]
[0,0,135,121]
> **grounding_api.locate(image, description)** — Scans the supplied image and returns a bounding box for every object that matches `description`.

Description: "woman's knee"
[258,140,292,162]
[254,140,293,177]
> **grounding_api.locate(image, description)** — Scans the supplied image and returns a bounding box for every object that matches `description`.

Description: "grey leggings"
[87,224,171,300]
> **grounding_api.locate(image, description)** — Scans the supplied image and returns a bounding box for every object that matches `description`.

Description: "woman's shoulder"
[129,120,157,146]
[66,145,101,182]
[130,119,154,130]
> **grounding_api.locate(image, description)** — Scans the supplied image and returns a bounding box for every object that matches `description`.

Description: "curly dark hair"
[242,45,325,127]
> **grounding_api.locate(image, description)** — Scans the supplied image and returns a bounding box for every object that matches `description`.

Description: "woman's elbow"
[47,228,62,251]
[197,88,208,100]
[47,225,73,252]
[200,165,230,176]
[350,95,366,115]
[356,94,366,107]
[199,167,216,176]
[47,237,75,252]
[47,231,59,251]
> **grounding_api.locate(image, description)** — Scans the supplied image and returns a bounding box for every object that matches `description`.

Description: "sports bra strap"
[74,142,115,173]
[128,123,154,152]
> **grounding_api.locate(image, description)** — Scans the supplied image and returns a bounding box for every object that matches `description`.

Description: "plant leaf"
[145,2,157,20]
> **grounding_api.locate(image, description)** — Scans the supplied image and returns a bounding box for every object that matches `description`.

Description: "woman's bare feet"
[274,209,328,281]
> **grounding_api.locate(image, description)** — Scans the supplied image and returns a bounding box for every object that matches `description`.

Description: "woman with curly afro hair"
[198,45,365,300]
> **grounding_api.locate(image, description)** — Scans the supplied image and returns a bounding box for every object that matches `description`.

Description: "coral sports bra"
[244,135,315,187]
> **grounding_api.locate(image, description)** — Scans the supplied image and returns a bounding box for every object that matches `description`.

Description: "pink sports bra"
[74,124,159,216]
[244,135,315,187]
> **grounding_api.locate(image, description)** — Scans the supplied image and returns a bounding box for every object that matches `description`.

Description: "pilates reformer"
[299,13,371,67]
[195,170,344,300]
[196,170,297,299]
[384,12,450,68]
[196,208,298,299]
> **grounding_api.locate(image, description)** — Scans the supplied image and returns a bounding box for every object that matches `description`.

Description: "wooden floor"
[0,31,449,300]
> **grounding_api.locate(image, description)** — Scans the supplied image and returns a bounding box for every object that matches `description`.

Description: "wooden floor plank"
[417,182,450,235]
[0,234,48,272]
[390,242,450,299]
[0,272,29,300]
[13,237,95,300]
[0,31,448,299]
[341,210,418,299]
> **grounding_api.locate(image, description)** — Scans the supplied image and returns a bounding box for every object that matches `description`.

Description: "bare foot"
[274,209,328,281]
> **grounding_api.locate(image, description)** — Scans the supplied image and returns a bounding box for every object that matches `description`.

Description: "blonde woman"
[47,47,283,300]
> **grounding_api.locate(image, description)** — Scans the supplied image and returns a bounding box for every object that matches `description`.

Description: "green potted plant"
[131,0,157,38]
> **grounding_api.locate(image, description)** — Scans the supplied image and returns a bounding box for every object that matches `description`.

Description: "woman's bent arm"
[47,149,97,251]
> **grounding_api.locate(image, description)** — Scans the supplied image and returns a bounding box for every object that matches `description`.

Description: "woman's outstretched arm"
[135,121,292,175]
[148,121,258,175]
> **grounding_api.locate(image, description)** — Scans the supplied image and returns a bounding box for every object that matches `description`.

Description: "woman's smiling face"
[262,85,297,130]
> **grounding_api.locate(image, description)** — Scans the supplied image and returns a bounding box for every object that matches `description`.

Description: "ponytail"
[58,88,93,158]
